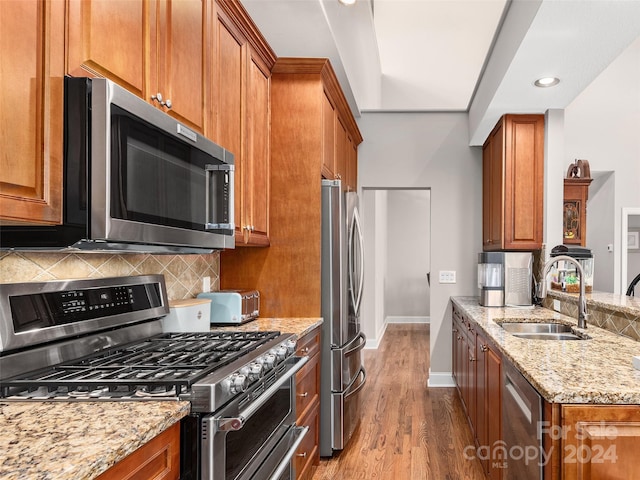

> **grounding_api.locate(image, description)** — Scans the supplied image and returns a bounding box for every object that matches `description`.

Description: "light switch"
[439,271,456,284]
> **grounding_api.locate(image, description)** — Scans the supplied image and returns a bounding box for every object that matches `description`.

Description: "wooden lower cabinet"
[452,306,502,479]
[96,422,180,480]
[560,405,640,480]
[295,326,321,480]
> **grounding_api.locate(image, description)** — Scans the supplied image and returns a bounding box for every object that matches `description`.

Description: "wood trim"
[215,0,276,68]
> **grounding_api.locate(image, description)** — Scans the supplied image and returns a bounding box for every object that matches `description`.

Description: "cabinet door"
[67,0,148,98]
[503,115,544,250]
[321,91,335,180]
[0,0,64,224]
[212,6,245,241]
[96,422,180,480]
[562,405,640,480]
[346,135,358,192]
[482,121,504,250]
[476,334,488,467]
[244,47,270,246]
[334,116,347,188]
[486,347,502,479]
[156,0,210,134]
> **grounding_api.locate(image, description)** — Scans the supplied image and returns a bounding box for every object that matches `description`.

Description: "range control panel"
[9,283,162,333]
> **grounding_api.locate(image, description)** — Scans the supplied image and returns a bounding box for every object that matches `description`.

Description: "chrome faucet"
[540,255,588,329]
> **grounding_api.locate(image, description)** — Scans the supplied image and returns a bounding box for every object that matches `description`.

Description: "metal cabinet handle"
[297,392,308,398]
[469,356,476,362]
[480,344,488,352]
[296,452,307,458]
[150,93,172,109]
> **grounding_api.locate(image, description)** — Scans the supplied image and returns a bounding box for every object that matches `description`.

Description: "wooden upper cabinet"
[0,0,65,225]
[482,114,544,251]
[244,46,270,246]
[154,0,210,134]
[334,116,347,186]
[213,0,275,246]
[67,0,211,135]
[321,92,336,180]
[67,0,146,96]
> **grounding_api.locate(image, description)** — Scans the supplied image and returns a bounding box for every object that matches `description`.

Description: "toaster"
[197,290,260,325]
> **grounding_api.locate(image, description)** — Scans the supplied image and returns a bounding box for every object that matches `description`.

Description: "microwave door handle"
[204,164,235,231]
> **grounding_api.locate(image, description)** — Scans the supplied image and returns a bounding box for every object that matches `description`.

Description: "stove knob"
[262,353,277,371]
[274,345,288,362]
[240,362,263,382]
[226,373,247,394]
[284,339,297,355]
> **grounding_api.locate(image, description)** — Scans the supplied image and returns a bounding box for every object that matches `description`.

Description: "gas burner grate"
[1,330,281,399]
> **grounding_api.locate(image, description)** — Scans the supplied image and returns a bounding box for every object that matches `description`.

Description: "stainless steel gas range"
[0,275,308,480]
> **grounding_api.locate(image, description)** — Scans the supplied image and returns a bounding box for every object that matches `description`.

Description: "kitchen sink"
[499,322,590,340]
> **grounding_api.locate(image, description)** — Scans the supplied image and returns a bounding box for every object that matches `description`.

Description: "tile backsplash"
[0,251,219,301]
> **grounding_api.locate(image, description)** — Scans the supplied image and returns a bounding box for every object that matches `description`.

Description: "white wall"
[361,189,388,347]
[564,36,640,293]
[357,112,482,383]
[385,190,430,319]
[586,172,616,292]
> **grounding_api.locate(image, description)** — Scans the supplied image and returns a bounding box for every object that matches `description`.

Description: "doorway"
[360,188,431,348]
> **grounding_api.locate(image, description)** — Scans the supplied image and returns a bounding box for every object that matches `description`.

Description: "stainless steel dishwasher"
[502,360,543,480]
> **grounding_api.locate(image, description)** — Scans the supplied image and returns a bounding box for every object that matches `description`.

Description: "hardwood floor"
[312,324,486,480]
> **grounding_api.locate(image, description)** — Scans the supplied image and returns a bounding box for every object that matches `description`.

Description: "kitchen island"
[451,296,640,404]
[0,317,322,480]
[451,296,640,479]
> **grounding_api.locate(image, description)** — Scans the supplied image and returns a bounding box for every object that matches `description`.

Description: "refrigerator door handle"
[344,331,367,357]
[349,207,365,316]
[344,366,367,400]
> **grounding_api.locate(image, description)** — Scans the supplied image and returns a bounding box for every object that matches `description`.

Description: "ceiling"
[241,0,640,145]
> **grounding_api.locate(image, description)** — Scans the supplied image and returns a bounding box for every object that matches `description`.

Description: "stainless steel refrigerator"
[320,179,367,456]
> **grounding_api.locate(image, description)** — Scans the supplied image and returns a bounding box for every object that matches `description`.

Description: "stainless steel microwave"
[1,77,235,253]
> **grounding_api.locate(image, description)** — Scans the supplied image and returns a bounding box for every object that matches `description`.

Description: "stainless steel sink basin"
[499,322,589,340]
[500,322,573,334]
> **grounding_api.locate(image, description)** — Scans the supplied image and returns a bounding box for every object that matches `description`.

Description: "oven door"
[201,356,308,480]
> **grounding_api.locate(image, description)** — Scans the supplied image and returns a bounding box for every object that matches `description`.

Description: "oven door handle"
[215,356,308,432]
[267,425,309,480]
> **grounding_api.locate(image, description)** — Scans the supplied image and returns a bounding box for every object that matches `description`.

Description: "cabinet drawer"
[296,326,321,359]
[96,422,180,480]
[295,399,320,480]
[296,351,320,420]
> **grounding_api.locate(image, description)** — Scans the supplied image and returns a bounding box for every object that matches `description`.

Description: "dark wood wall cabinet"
[482,114,544,251]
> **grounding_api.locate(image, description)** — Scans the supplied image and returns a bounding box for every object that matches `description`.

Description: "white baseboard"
[427,369,456,388]
[386,315,430,324]
[364,322,388,349]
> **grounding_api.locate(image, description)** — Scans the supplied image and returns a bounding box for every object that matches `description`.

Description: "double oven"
[0,275,308,480]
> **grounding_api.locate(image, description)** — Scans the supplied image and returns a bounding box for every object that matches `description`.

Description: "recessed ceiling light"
[338,0,356,5]
[534,77,560,88]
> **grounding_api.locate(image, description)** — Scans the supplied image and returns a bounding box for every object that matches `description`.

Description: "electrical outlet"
[202,276,211,293]
[439,271,456,284]
[553,299,561,312]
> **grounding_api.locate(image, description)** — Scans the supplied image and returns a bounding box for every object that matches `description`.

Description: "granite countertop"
[212,317,323,338]
[451,297,640,404]
[0,401,190,480]
[0,317,321,479]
